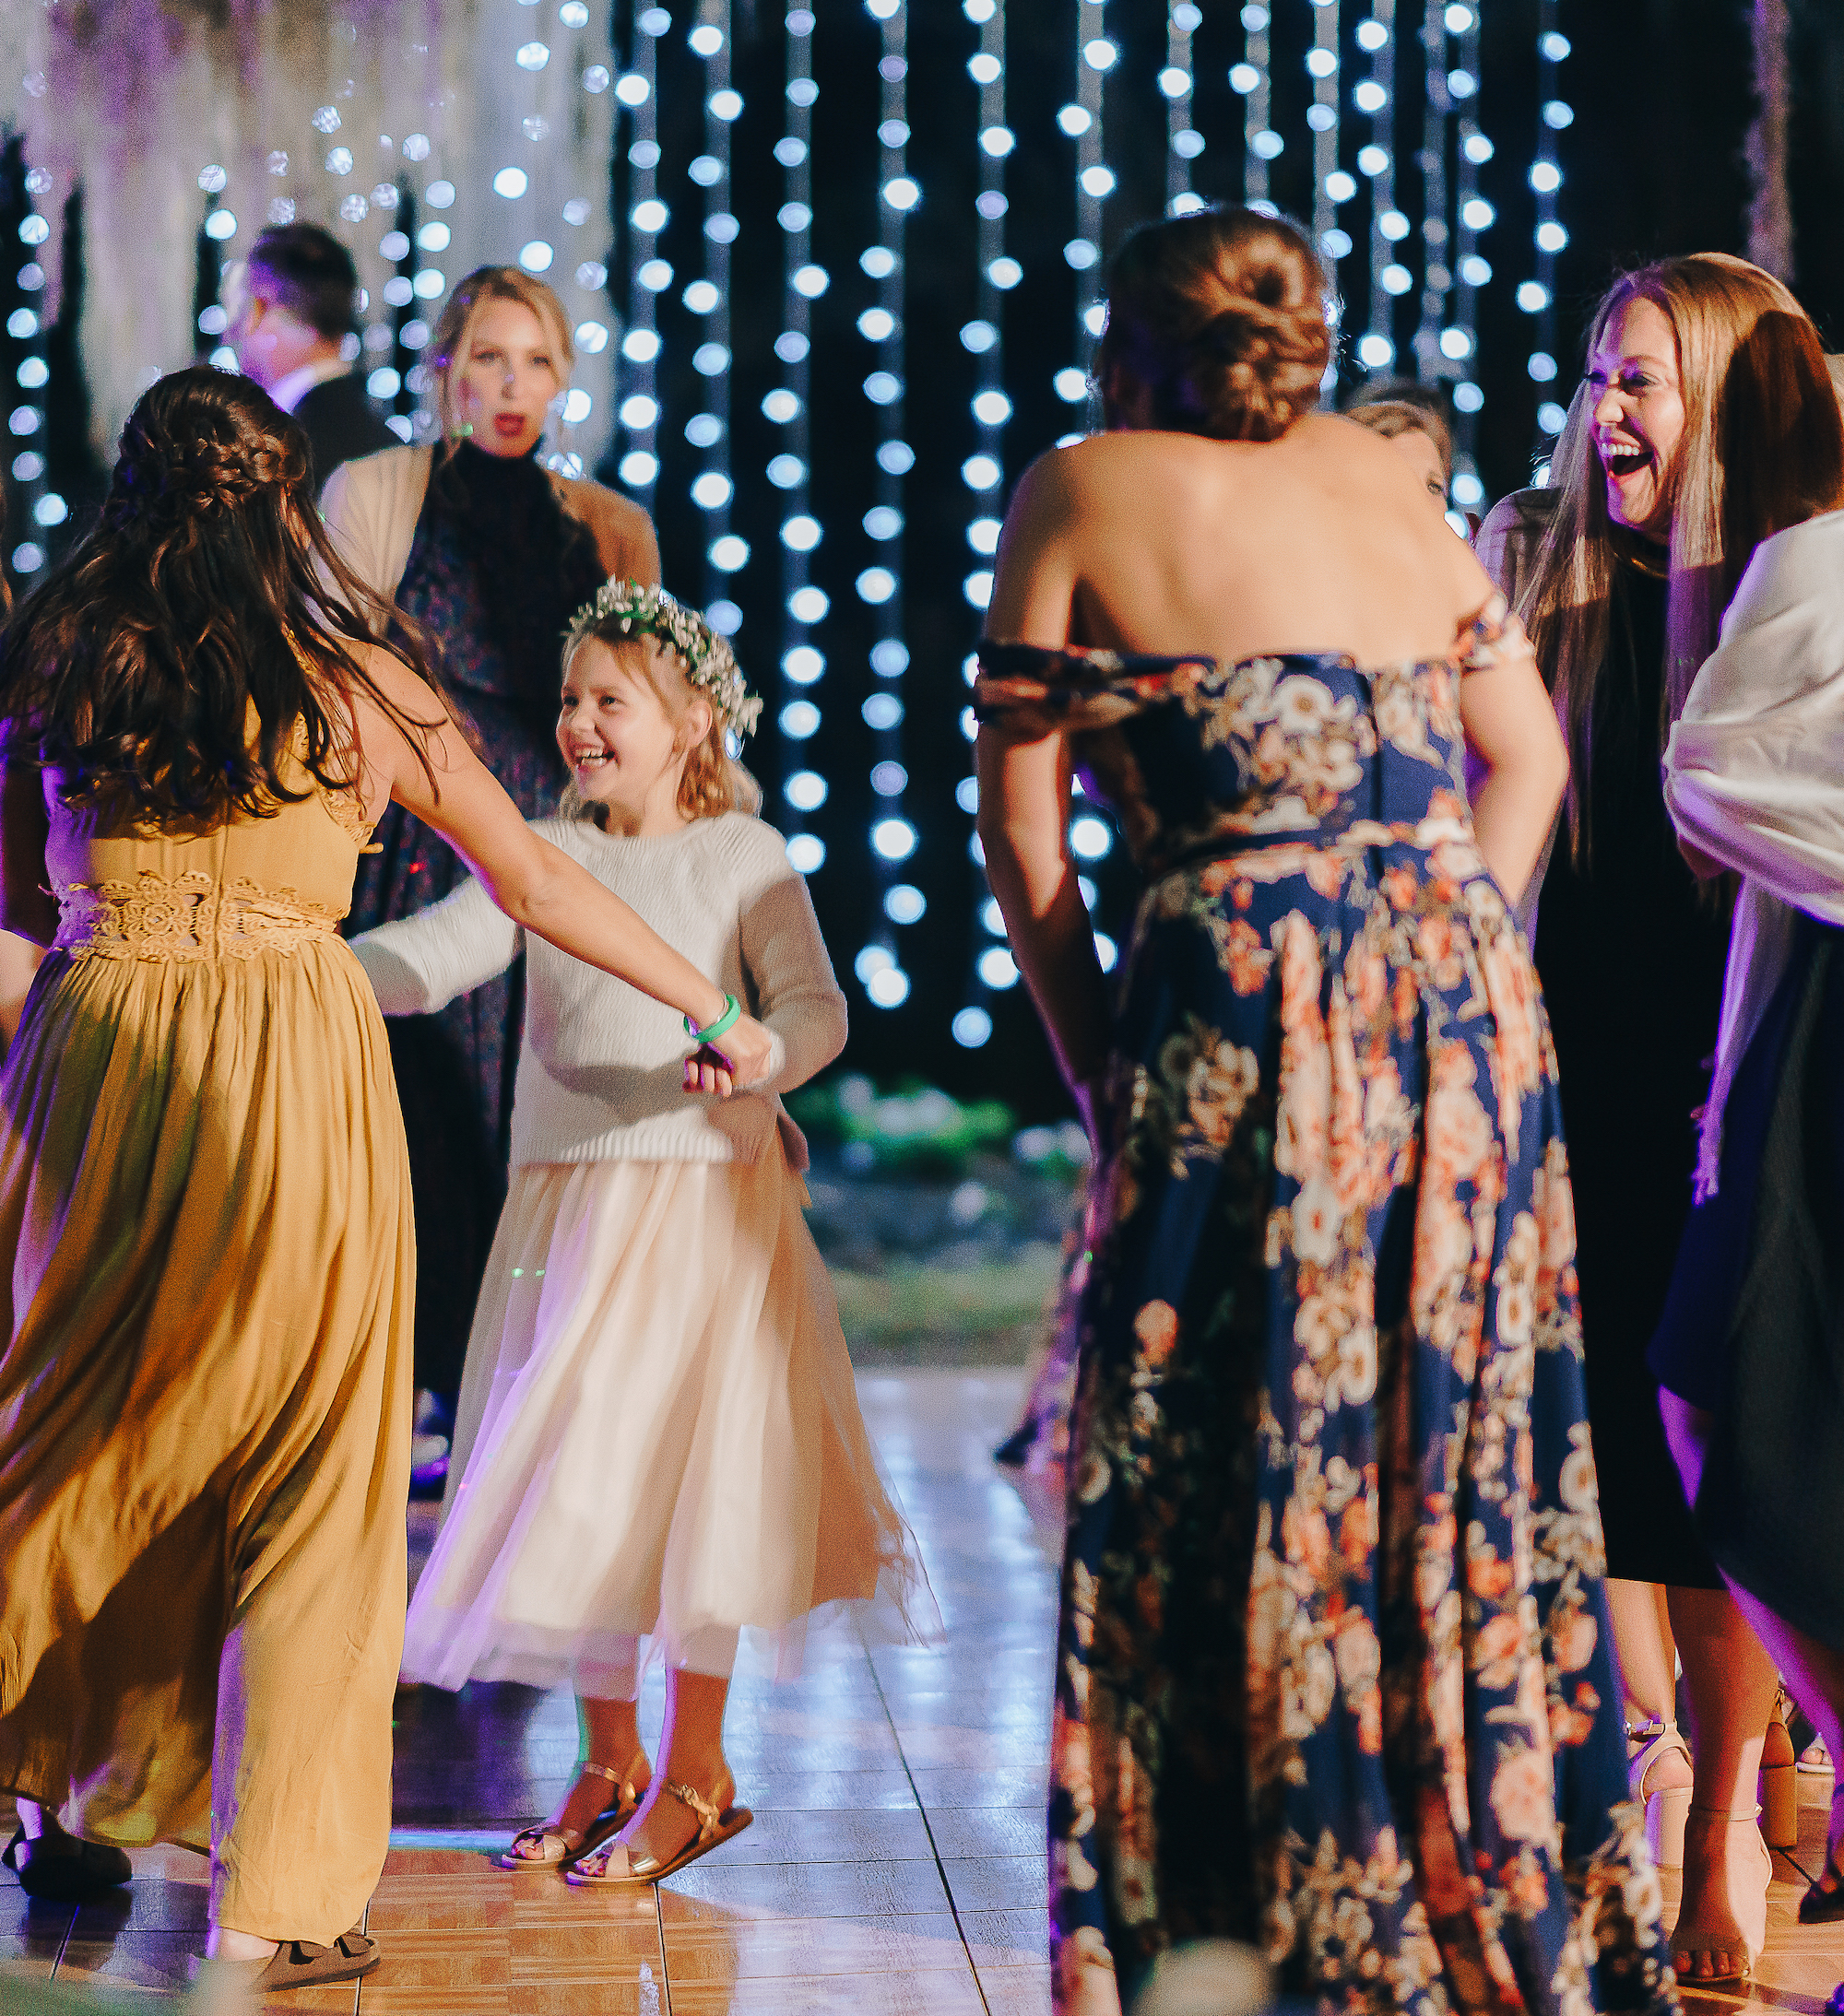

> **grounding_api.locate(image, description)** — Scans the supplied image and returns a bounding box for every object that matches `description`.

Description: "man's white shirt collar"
[269,353,350,416]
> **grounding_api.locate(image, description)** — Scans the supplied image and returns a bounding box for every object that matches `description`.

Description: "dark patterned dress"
[975,605,1676,2016]
[343,442,607,1403]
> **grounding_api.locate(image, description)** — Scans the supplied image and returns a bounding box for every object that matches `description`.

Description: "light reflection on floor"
[6,1369,1841,2013]
[0,1372,1060,2013]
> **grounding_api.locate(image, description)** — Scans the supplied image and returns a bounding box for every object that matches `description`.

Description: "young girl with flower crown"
[351,582,928,1885]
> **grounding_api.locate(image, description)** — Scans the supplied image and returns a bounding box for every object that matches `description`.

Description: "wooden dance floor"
[5,1368,1844,2012]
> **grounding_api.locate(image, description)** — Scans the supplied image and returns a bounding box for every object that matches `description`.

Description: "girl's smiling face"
[557,638,710,837]
[1587,296,1685,539]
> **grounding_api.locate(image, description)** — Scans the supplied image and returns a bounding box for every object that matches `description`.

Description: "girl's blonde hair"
[425,266,575,444]
[1518,252,1844,860]
[559,631,761,825]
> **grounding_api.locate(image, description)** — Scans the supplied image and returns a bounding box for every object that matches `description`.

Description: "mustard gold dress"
[0,752,413,1946]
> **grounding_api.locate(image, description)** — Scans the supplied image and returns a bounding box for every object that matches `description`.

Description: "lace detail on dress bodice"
[315,780,379,851]
[54,870,346,961]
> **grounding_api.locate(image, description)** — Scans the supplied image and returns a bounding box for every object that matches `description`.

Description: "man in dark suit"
[225,223,397,492]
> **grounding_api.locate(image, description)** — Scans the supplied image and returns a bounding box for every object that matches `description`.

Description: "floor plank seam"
[859,1614,1001,2015]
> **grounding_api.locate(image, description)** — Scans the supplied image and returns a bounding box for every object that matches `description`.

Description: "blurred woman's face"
[1385,427,1448,504]
[1587,297,1685,538]
[449,298,561,458]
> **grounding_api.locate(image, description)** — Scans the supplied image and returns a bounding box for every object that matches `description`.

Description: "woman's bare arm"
[1448,540,1569,903]
[975,454,1113,1125]
[344,648,774,1091]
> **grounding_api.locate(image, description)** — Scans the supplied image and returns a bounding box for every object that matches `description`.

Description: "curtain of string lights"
[601,0,1572,1080]
[1,2,1574,1098]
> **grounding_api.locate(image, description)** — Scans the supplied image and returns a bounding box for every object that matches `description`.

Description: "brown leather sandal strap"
[662,1779,723,1834]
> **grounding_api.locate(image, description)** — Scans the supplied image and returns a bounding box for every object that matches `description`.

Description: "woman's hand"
[682,1012,774,1097]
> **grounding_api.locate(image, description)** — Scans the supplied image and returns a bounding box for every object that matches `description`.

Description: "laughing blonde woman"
[1478,253,1841,1989]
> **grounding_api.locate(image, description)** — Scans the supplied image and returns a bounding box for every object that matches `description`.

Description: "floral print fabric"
[975,605,1676,2016]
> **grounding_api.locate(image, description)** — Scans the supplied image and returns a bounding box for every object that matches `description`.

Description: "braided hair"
[0,366,443,821]
[1093,208,1330,443]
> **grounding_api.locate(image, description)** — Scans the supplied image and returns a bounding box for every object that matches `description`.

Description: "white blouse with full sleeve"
[1663,507,1844,1195]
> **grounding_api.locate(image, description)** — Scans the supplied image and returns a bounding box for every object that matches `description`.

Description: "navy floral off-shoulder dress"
[975,601,1676,2016]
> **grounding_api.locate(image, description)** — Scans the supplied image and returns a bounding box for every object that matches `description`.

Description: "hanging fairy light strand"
[6,160,55,586]
[1412,0,1452,385]
[955,0,1009,1051]
[1061,0,1109,428]
[1235,6,1277,211]
[615,9,666,499]
[1448,2,1490,515]
[1164,2,1203,218]
[1308,0,1345,299]
[690,1,745,631]
[1353,3,1400,376]
[775,5,826,877]
[1526,3,1572,466]
[855,0,915,1016]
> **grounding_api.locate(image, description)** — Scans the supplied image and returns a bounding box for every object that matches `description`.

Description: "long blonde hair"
[424,266,576,445]
[1519,253,1843,859]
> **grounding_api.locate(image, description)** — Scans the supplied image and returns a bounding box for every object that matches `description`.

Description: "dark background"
[6,0,1844,1121]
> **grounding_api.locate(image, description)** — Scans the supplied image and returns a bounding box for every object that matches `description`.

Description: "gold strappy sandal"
[565,1778,752,1887]
[499,1752,647,1870]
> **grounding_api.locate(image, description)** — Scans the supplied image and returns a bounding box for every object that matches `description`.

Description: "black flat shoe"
[1803,1861,1844,1925]
[3,1824,132,1901]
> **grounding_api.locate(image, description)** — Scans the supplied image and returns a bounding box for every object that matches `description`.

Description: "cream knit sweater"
[348,811,845,1170]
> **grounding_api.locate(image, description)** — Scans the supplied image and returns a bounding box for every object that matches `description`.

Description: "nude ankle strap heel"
[1762,1689,1799,1851]
[1628,1717,1692,1872]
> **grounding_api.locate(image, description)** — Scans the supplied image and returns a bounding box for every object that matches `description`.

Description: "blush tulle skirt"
[399,1148,933,1695]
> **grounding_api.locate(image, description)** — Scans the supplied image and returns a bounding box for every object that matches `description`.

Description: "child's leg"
[505,1640,652,1862]
[621,1630,739,1865]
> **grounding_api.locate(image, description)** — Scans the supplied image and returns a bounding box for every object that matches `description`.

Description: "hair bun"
[1095,209,1330,443]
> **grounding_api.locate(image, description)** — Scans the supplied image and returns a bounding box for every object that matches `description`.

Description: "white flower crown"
[563,579,762,737]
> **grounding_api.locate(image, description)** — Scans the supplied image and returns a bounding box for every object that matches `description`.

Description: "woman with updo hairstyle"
[0,367,770,1987]
[976,208,1672,2010]
[323,265,659,1482]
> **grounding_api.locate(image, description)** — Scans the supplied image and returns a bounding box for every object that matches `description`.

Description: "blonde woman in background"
[323,266,659,1471]
[1477,253,1836,1988]
[1344,388,1453,506]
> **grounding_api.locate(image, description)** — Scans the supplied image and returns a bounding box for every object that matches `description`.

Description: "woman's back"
[41,760,372,962]
[1011,414,1484,669]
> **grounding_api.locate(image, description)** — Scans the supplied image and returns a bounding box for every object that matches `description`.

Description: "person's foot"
[204,1926,280,1964]
[502,1754,650,1866]
[6,1805,132,1899]
[615,1760,735,1872]
[1672,1806,1771,1983]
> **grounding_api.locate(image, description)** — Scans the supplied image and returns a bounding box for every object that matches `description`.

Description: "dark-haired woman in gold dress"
[0,366,771,1991]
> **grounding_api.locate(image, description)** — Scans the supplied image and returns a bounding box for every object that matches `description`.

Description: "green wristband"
[684,992,742,1045]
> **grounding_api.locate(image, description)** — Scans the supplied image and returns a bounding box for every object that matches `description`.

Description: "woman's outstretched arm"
[345,647,775,1093]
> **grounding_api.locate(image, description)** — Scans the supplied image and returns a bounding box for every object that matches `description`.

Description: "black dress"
[342,443,607,1406]
[1532,557,1732,1586]
[1649,914,1844,1646]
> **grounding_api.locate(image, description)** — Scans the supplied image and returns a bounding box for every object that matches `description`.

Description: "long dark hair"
[0,366,441,821]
